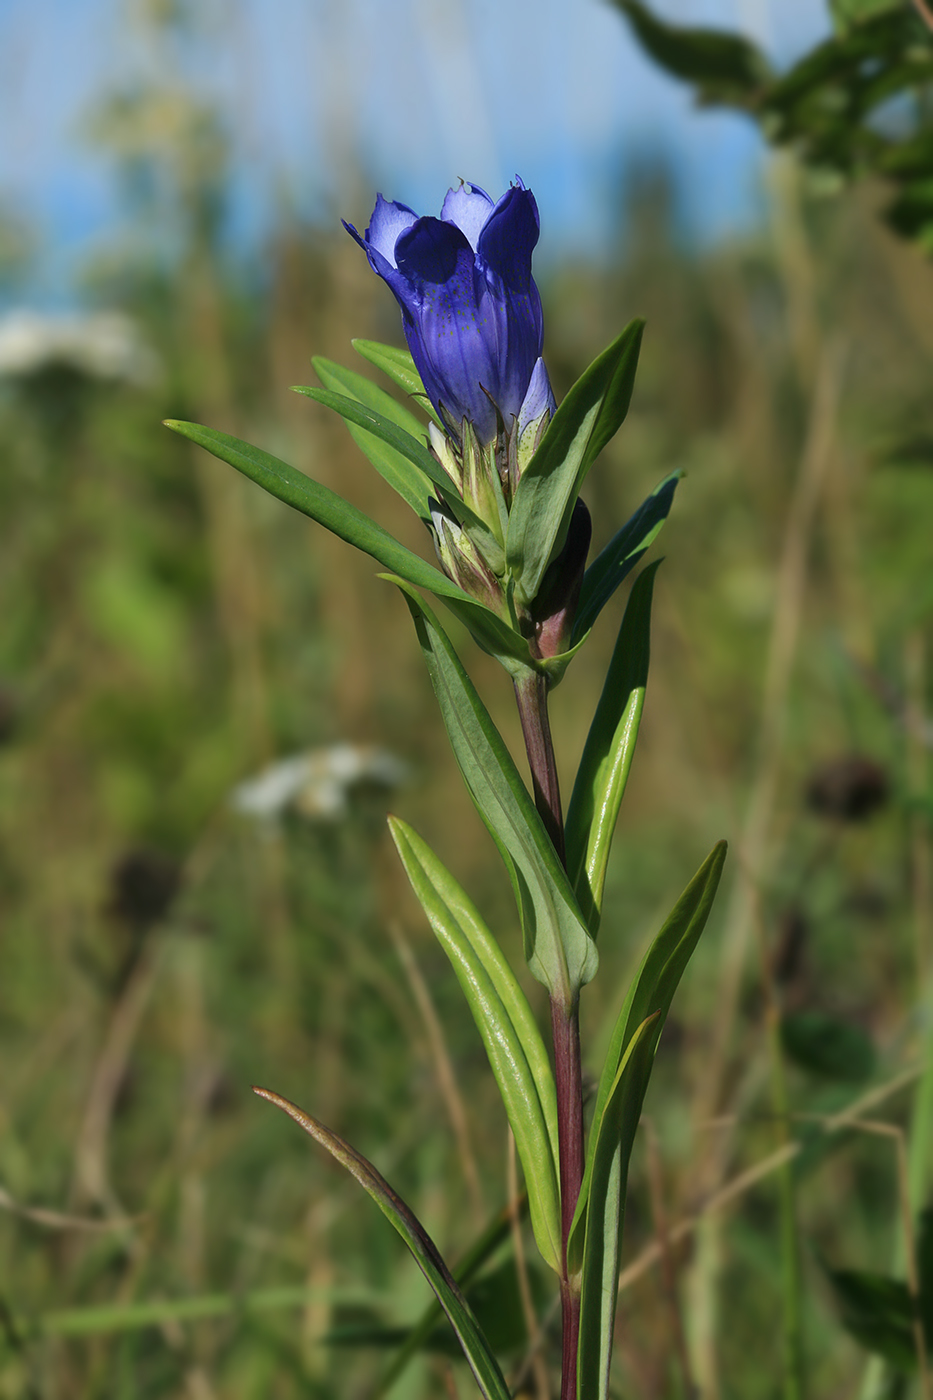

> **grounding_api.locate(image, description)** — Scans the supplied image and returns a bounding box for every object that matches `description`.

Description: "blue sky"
[0,0,831,304]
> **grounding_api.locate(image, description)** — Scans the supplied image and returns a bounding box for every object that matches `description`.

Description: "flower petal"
[364,194,419,267]
[517,357,556,438]
[440,182,494,252]
[395,217,502,438]
[476,185,540,292]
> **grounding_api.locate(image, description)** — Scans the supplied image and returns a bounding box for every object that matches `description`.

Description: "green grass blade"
[162,421,530,669]
[569,841,727,1400]
[311,357,436,518]
[573,471,680,643]
[565,563,660,932]
[352,337,442,424]
[389,817,562,1272]
[390,581,599,999]
[506,320,644,607]
[254,1087,512,1400]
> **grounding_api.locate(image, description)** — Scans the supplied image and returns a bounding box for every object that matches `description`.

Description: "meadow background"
[1,1,933,1396]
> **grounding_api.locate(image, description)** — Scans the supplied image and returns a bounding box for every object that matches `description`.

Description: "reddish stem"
[513,669,584,1399]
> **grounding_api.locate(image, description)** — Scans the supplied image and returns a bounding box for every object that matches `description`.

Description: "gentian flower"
[345,180,555,453]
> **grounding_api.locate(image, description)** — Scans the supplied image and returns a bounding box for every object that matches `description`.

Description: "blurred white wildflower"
[231,745,409,823]
[0,310,161,386]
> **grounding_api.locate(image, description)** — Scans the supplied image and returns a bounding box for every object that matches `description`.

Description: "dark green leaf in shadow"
[565,563,659,932]
[253,1087,512,1400]
[781,1012,876,1083]
[573,472,678,644]
[611,0,772,104]
[822,1265,917,1369]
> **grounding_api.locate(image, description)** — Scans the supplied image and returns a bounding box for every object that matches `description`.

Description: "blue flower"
[345,180,555,446]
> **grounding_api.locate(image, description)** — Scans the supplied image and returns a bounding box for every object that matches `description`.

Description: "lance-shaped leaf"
[296,383,506,577]
[572,471,679,645]
[568,841,726,1400]
[505,320,644,608]
[311,357,436,519]
[390,580,599,999]
[163,422,532,671]
[353,337,442,424]
[565,563,660,932]
[375,1195,529,1397]
[611,0,772,105]
[292,385,450,491]
[254,1087,512,1400]
[389,817,562,1272]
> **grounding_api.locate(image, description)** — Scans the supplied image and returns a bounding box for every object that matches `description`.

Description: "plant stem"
[512,669,583,1398]
[513,671,566,865]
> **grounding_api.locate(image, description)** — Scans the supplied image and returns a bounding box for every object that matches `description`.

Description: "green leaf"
[352,338,442,424]
[389,817,562,1272]
[573,471,679,644]
[611,0,772,104]
[506,321,644,607]
[292,384,451,494]
[822,1264,918,1369]
[781,1012,876,1083]
[574,1013,660,1400]
[375,1196,528,1397]
[390,581,599,998]
[162,421,531,672]
[311,357,436,518]
[569,841,727,1400]
[254,1087,513,1400]
[565,563,659,932]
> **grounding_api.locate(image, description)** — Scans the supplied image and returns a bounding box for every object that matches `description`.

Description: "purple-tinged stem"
[513,669,583,1400]
[513,671,565,866]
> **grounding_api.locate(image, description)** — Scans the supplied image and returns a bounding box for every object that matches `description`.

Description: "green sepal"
[569,841,726,1400]
[388,817,562,1272]
[352,338,442,425]
[254,1087,512,1400]
[388,580,599,999]
[572,471,679,645]
[162,421,531,672]
[311,357,436,519]
[506,320,644,608]
[565,562,660,931]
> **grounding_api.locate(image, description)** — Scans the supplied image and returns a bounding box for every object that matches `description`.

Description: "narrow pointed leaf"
[375,1195,528,1397]
[292,385,451,492]
[572,471,679,644]
[352,338,442,424]
[506,320,644,607]
[565,563,660,931]
[311,357,436,518]
[162,422,531,669]
[574,1013,659,1400]
[389,817,562,1272]
[569,841,726,1400]
[390,581,599,998]
[254,1087,512,1400]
